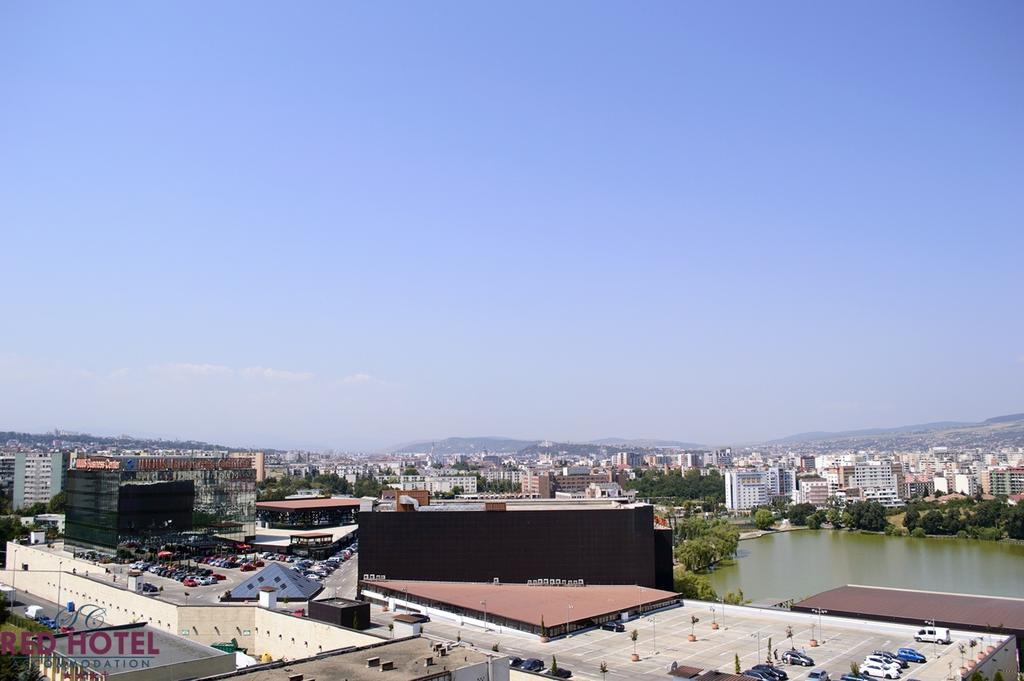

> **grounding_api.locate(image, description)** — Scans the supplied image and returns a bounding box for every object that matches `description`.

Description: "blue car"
[897,648,926,663]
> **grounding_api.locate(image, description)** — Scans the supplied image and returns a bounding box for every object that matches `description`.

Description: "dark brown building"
[358,502,674,591]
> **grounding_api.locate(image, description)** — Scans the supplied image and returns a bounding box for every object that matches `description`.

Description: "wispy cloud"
[150,363,233,377]
[150,363,313,381]
[241,366,314,381]
[342,372,376,384]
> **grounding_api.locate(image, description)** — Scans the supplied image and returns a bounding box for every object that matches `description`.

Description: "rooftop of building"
[362,580,679,627]
[793,584,1024,633]
[255,497,362,510]
[203,636,499,681]
[51,623,230,669]
[252,524,357,547]
[377,497,648,512]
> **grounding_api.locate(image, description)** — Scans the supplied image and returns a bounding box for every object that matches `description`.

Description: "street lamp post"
[652,615,657,654]
[812,608,828,643]
[752,630,761,662]
[925,620,937,660]
[10,547,17,607]
[481,600,488,630]
[566,604,573,637]
[57,560,64,612]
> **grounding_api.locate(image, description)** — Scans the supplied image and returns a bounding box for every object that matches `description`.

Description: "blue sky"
[1,2,1021,450]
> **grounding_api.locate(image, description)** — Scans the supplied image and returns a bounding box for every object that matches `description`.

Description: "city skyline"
[2,2,1022,450]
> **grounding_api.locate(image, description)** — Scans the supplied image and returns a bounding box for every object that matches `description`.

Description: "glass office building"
[65,456,256,554]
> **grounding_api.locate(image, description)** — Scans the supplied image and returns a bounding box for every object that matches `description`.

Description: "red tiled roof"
[366,580,678,627]
[256,498,361,510]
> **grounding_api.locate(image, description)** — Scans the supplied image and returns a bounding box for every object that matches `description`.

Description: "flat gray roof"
[210,637,502,681]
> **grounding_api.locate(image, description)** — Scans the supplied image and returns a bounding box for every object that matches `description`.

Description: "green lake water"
[706,530,1024,602]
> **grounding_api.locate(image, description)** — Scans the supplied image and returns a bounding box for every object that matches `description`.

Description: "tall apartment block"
[13,451,71,509]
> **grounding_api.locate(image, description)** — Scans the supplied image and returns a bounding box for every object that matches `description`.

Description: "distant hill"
[0,430,252,451]
[588,437,705,449]
[388,436,539,455]
[983,413,1024,425]
[771,413,1024,444]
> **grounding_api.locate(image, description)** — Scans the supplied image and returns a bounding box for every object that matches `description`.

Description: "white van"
[914,627,951,644]
[24,605,43,620]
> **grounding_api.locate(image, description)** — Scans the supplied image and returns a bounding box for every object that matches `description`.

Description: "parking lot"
[77,547,360,607]
[372,600,997,681]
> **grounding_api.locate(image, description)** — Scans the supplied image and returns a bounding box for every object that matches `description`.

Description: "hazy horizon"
[2,2,1022,451]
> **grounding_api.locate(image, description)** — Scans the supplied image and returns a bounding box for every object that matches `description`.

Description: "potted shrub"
[688,616,699,642]
[630,629,640,661]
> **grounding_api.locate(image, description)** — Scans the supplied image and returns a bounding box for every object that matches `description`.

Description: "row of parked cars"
[857,648,928,680]
[264,543,358,582]
[744,646,928,681]
[132,561,227,588]
[509,657,571,678]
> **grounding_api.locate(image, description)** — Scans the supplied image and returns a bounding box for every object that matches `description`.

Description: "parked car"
[744,670,776,681]
[872,651,908,669]
[240,563,256,572]
[782,651,815,667]
[752,664,788,680]
[600,621,625,632]
[808,670,830,681]
[403,613,430,623]
[549,667,572,679]
[521,659,545,672]
[212,573,227,581]
[508,657,523,668]
[841,674,869,681]
[183,578,198,587]
[862,663,900,680]
[142,583,159,593]
[914,628,951,645]
[863,656,902,673]
[896,649,926,664]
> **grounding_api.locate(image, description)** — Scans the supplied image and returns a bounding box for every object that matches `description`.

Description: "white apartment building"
[858,487,904,507]
[852,461,898,489]
[480,468,523,485]
[399,474,478,495]
[13,451,70,509]
[797,476,830,508]
[953,473,979,496]
[765,467,797,500]
[725,470,769,510]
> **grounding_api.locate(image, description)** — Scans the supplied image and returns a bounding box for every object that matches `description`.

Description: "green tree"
[550,657,559,673]
[674,570,717,600]
[921,510,945,535]
[1004,505,1024,540]
[735,654,741,674]
[754,509,774,531]
[48,490,67,514]
[787,503,816,526]
[723,588,745,605]
[353,476,384,498]
[903,506,920,531]
[807,513,823,530]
